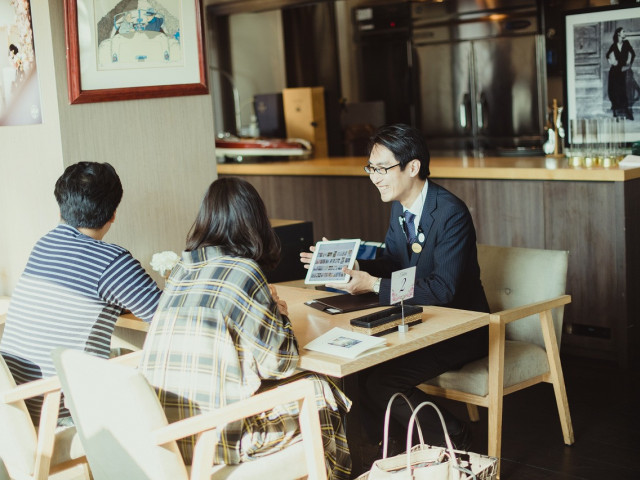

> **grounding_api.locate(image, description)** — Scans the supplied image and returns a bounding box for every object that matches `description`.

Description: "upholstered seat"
[418,244,575,477]
[52,348,327,480]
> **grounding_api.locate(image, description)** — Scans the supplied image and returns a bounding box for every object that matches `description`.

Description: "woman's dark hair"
[614,27,623,43]
[186,177,281,270]
[367,123,431,179]
[54,162,123,229]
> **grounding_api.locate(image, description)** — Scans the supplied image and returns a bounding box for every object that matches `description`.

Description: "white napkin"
[618,155,640,167]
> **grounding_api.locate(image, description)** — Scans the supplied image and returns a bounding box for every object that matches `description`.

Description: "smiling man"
[306,123,490,466]
[336,123,488,312]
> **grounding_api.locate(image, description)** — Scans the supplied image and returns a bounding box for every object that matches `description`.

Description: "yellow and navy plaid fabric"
[140,247,351,479]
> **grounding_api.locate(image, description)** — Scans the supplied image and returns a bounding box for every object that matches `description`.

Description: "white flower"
[150,251,180,277]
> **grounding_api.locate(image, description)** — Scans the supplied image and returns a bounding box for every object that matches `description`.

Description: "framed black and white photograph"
[64,0,208,104]
[565,5,640,144]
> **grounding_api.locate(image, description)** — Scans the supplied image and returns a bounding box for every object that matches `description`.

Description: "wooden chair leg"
[540,310,575,445]
[466,403,480,422]
[487,314,505,478]
[33,389,61,480]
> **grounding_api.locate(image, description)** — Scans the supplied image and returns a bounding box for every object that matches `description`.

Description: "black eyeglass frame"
[363,163,401,175]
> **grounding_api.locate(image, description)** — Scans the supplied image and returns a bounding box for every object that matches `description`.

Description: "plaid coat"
[140,247,351,479]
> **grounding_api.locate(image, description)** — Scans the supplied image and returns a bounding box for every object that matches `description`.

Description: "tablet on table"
[304,239,361,285]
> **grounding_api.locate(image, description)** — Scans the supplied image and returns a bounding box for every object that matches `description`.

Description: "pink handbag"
[359,394,498,480]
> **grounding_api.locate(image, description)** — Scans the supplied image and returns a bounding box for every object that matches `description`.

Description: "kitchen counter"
[217,155,640,182]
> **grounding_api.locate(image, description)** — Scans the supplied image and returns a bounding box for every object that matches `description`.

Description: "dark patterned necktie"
[403,210,417,244]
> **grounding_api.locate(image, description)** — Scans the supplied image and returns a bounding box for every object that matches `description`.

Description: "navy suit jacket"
[360,180,489,312]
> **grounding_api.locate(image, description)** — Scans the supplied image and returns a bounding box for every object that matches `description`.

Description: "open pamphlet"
[304,327,387,359]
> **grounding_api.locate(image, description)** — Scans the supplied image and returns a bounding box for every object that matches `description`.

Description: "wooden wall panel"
[433,178,478,221]
[623,179,640,368]
[544,181,622,361]
[226,175,391,243]
[474,180,545,248]
[545,181,621,330]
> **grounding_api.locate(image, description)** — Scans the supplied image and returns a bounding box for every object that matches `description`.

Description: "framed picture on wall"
[0,0,42,125]
[63,0,208,104]
[565,5,640,144]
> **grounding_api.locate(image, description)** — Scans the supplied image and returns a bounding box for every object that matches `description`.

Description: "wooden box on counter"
[283,87,328,158]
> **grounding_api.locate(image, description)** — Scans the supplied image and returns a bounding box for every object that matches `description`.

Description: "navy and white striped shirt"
[0,224,161,420]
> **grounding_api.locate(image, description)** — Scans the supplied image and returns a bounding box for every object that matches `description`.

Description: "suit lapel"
[409,181,437,267]
[392,202,411,264]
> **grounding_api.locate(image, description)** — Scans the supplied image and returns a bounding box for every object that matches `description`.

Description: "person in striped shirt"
[139,177,352,480]
[0,162,161,424]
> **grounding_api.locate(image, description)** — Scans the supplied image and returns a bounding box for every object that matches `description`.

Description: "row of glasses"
[567,117,627,168]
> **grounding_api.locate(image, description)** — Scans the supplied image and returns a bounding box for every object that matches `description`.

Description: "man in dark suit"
[308,123,489,455]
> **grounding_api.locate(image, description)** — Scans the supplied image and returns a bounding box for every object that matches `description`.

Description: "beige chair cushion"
[209,440,308,479]
[51,425,85,466]
[425,340,550,397]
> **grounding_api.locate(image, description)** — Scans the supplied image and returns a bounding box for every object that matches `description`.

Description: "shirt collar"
[407,180,429,218]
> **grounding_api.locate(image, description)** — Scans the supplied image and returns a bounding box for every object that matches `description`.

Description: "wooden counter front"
[217,156,640,182]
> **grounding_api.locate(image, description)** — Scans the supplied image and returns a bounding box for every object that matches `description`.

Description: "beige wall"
[0,0,218,295]
[0,0,62,296]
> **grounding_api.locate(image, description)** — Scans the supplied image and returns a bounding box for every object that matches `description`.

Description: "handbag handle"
[382,392,425,458]
[406,401,476,479]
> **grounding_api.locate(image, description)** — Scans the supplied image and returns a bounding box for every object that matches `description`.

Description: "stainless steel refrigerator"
[411,0,546,156]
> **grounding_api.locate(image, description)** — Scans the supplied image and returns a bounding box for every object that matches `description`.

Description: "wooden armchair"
[418,244,574,476]
[0,355,87,480]
[0,351,142,480]
[52,348,327,480]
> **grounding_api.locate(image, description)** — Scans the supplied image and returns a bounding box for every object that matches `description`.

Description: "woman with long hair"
[140,177,351,479]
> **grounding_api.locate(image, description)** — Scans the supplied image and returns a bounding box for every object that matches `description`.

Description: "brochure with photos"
[304,327,387,359]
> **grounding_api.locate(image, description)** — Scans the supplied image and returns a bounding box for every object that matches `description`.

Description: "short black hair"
[186,177,281,271]
[54,162,123,229]
[368,123,430,179]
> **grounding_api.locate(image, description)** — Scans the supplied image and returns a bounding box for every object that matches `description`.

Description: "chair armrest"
[152,379,317,446]
[0,350,144,404]
[0,375,61,404]
[491,295,571,325]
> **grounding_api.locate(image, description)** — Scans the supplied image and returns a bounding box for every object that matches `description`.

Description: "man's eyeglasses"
[364,163,401,175]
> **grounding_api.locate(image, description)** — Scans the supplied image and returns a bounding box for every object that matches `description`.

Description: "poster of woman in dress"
[605,26,636,120]
[566,6,640,143]
[0,0,41,126]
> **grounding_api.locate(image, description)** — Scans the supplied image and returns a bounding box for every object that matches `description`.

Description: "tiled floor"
[347,354,640,479]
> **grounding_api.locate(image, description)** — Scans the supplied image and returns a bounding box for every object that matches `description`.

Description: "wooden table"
[112,285,489,378]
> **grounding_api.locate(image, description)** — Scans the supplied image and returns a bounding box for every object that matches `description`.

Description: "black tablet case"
[304,292,380,314]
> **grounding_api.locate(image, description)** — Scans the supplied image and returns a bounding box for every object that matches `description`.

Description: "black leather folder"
[304,292,380,315]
